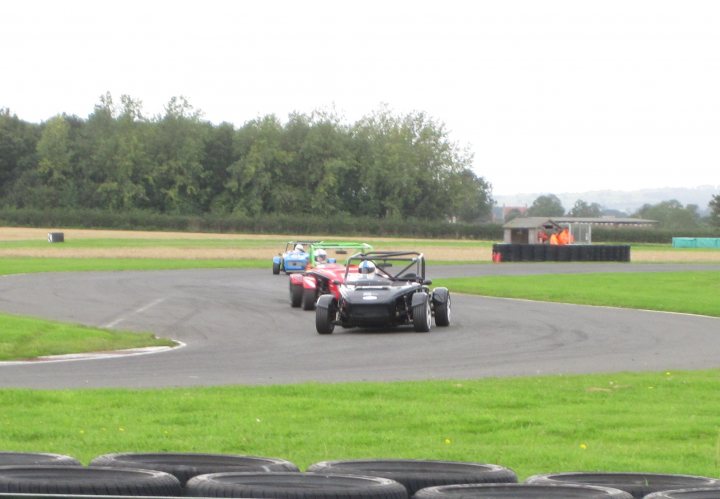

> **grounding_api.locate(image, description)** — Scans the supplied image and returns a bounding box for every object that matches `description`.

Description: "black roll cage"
[344,251,427,283]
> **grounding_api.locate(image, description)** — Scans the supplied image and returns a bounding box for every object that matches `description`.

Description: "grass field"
[1,371,719,479]
[1,227,720,480]
[434,271,720,317]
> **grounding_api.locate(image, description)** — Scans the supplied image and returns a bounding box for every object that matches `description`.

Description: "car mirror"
[333,280,341,286]
[423,279,432,285]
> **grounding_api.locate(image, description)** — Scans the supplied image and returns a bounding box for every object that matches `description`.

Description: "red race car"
[288,242,372,310]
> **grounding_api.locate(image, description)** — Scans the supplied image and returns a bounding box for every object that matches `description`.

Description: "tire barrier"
[185,471,408,498]
[492,244,631,263]
[0,452,81,466]
[89,452,299,485]
[2,451,720,499]
[412,483,633,498]
[0,466,182,496]
[645,488,720,499]
[525,472,720,499]
[306,459,517,496]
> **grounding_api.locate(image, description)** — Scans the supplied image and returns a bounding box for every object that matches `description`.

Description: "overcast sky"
[2,0,719,196]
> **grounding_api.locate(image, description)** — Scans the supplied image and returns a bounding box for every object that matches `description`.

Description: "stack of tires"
[492,244,631,262]
[2,452,720,499]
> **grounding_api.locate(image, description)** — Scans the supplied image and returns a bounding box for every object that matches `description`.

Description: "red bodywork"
[289,263,358,303]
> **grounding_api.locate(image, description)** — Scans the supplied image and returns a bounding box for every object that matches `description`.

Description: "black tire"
[432,288,451,327]
[645,488,720,499]
[302,287,317,311]
[526,472,720,499]
[185,471,407,498]
[0,465,182,496]
[0,452,81,466]
[413,483,633,498]
[413,293,432,333]
[89,452,299,485]
[289,281,302,308]
[272,261,280,275]
[307,459,517,496]
[316,296,336,335]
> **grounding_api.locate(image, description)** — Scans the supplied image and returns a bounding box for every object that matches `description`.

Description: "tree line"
[510,194,720,230]
[0,95,493,223]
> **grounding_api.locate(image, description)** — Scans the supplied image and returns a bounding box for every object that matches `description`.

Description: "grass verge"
[434,271,720,317]
[1,370,719,479]
[0,257,266,275]
[0,313,174,361]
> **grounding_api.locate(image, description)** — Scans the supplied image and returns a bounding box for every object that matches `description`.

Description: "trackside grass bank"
[0,257,266,275]
[434,271,720,318]
[1,370,719,479]
[0,314,174,361]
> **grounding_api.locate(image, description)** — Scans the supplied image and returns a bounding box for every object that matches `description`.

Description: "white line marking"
[102,297,166,328]
[0,341,186,366]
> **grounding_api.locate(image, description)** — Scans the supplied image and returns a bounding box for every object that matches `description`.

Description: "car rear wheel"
[272,261,280,275]
[302,287,317,310]
[413,293,432,333]
[289,281,302,307]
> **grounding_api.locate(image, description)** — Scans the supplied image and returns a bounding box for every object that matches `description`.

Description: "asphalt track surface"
[1,263,719,389]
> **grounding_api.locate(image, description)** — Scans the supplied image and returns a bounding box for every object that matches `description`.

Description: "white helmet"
[315,248,327,263]
[359,260,376,276]
[294,244,304,252]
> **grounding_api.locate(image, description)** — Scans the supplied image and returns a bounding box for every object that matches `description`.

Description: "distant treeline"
[0,95,493,223]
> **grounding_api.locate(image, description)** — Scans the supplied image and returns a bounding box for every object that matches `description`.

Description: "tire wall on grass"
[492,244,631,263]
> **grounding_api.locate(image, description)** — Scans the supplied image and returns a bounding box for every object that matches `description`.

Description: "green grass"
[1,237,495,248]
[434,272,720,317]
[0,313,174,361]
[1,370,719,479]
[0,238,290,250]
[2,239,720,480]
[0,257,266,275]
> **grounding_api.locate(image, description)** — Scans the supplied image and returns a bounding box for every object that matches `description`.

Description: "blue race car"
[272,240,322,274]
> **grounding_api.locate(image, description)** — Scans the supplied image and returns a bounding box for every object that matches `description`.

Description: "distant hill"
[494,185,719,216]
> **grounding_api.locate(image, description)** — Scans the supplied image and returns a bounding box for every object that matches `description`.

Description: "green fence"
[672,237,720,249]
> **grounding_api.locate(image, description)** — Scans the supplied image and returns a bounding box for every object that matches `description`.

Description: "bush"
[0,208,503,240]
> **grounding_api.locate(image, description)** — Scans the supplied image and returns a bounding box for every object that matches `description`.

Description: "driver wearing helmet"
[315,248,328,264]
[294,244,305,253]
[358,259,377,279]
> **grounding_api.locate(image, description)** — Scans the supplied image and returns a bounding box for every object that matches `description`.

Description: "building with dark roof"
[502,216,657,244]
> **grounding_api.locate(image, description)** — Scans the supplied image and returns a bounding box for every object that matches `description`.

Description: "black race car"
[315,251,451,334]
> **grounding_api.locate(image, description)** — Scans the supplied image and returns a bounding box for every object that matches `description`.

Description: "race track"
[0,263,719,389]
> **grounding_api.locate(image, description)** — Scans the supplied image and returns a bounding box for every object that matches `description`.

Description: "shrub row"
[0,208,503,240]
[591,227,720,244]
[2,208,719,243]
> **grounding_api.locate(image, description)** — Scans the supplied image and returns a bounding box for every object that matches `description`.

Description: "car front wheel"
[302,287,317,311]
[316,296,337,335]
[433,288,451,327]
[289,282,302,308]
[413,293,432,333]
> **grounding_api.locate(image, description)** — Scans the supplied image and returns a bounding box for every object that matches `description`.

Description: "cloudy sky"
[2,0,719,196]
